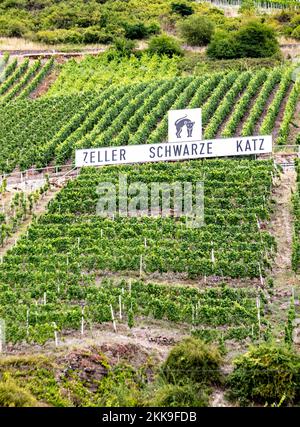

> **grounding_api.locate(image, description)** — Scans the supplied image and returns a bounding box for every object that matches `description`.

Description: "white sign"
[168,108,202,143]
[75,135,272,167]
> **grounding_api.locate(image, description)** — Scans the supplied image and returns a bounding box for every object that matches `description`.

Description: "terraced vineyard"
[0,65,298,175]
[0,159,276,344]
[0,46,300,408]
[0,56,53,104]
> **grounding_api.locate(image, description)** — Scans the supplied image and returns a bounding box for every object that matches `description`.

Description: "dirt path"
[288,92,300,144]
[268,168,297,274]
[5,320,190,360]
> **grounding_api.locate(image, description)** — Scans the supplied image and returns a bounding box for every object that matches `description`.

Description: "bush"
[207,30,238,59]
[207,21,279,59]
[236,21,279,58]
[123,22,159,40]
[178,15,214,46]
[162,337,222,385]
[108,38,136,59]
[171,2,194,17]
[150,382,209,407]
[148,34,183,58]
[0,17,28,37]
[35,29,83,44]
[82,27,113,44]
[227,344,300,405]
[0,376,37,407]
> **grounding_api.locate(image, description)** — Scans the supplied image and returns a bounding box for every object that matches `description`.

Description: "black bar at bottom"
[0,407,296,426]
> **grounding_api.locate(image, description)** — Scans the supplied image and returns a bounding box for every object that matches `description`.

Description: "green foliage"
[108,38,136,59]
[292,25,300,40]
[96,364,144,406]
[178,15,214,46]
[171,2,194,17]
[35,29,83,44]
[237,21,279,58]
[284,296,296,346]
[277,81,300,145]
[0,374,38,407]
[207,21,279,59]
[260,67,292,135]
[148,34,183,58]
[128,307,134,329]
[239,0,256,14]
[227,344,300,405]
[123,21,159,40]
[207,30,238,60]
[48,53,180,95]
[162,337,222,385]
[149,382,209,407]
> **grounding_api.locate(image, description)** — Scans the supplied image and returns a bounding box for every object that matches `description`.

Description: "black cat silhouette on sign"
[168,108,202,143]
[175,115,195,138]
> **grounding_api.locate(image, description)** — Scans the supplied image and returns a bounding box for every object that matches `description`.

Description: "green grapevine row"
[241,67,281,136]
[204,71,251,139]
[222,70,267,137]
[260,67,293,135]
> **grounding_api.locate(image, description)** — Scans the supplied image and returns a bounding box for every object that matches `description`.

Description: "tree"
[148,34,183,58]
[178,15,214,46]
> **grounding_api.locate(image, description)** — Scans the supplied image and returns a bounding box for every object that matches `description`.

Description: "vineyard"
[208,0,300,9]
[0,159,276,345]
[0,56,53,104]
[0,65,299,175]
[1,10,300,406]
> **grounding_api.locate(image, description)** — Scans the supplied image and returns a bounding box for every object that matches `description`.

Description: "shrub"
[171,2,194,17]
[108,38,136,59]
[0,17,28,37]
[0,376,37,407]
[148,34,183,58]
[236,21,279,58]
[162,337,222,385]
[150,382,209,407]
[207,21,279,59]
[82,27,113,44]
[35,29,83,44]
[207,30,238,59]
[227,344,300,405]
[122,21,160,40]
[178,15,214,46]
[123,22,149,40]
